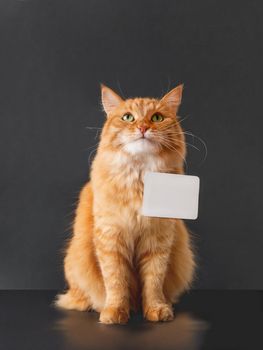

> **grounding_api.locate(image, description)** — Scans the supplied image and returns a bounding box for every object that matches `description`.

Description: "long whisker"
[85,126,103,140]
[153,129,207,162]
[85,126,103,130]
[157,122,179,131]
[152,132,200,151]
[95,129,101,139]
[182,131,208,162]
[88,147,98,166]
[153,136,188,167]
[157,116,190,130]
[167,138,200,151]
[177,115,191,124]
[83,142,100,151]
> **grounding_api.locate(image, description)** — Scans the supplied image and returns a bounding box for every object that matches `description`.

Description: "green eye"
[151,114,164,122]
[122,114,135,122]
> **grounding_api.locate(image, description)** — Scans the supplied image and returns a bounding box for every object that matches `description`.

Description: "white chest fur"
[110,151,166,186]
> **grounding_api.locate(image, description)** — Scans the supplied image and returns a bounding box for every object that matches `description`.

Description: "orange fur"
[56,84,196,324]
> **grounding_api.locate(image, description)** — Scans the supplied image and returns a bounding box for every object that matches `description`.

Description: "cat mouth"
[122,135,160,154]
[132,137,152,144]
[135,135,153,142]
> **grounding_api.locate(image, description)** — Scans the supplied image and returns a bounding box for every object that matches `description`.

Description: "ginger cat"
[56,84,195,324]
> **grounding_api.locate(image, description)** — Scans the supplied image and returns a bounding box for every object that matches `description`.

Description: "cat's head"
[99,84,185,160]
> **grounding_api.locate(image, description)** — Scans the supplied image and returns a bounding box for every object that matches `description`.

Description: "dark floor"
[0,291,262,350]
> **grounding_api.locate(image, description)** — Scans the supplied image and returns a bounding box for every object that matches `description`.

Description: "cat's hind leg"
[55,288,92,311]
[55,182,105,313]
[163,220,195,304]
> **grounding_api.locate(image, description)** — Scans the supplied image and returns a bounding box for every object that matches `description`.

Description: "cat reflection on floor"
[54,310,207,350]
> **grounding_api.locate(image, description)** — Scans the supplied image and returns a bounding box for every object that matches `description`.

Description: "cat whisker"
[85,126,103,139]
[88,147,98,166]
[182,131,208,163]
[152,133,200,152]
[157,123,179,132]
[85,126,103,130]
[170,130,207,163]
[177,115,190,124]
[153,136,188,167]
[83,142,100,152]
[95,129,101,139]
[157,116,189,131]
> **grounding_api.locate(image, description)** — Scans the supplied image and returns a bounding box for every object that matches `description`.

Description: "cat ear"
[101,84,124,115]
[160,84,183,113]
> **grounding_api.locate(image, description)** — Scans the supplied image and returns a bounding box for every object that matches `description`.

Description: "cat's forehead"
[124,97,160,117]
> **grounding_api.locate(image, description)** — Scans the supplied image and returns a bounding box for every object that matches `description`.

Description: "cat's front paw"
[144,303,174,322]
[99,306,129,324]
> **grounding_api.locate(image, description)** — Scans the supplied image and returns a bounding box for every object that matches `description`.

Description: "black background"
[0,0,262,289]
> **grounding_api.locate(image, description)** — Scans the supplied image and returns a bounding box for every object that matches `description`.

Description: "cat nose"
[138,125,149,135]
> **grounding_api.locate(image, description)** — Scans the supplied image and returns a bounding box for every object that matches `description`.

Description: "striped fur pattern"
[56,84,195,324]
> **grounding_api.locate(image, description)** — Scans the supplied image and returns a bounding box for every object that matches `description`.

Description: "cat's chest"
[118,158,159,194]
[103,153,166,211]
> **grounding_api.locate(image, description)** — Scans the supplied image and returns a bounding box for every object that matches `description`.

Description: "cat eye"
[122,114,135,122]
[151,114,164,122]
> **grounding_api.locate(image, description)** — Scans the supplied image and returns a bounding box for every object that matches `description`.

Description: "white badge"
[141,172,200,220]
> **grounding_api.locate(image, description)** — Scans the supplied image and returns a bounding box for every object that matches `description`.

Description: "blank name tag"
[141,172,200,220]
